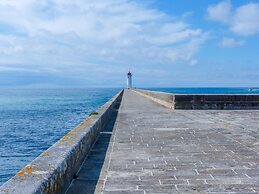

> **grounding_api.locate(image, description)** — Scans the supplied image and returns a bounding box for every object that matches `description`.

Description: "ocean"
[0,88,120,186]
[0,87,259,186]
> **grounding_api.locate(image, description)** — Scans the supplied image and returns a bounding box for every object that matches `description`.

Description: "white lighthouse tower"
[127,71,133,89]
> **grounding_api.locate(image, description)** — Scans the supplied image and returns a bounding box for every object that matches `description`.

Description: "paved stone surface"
[67,90,259,194]
[65,100,120,194]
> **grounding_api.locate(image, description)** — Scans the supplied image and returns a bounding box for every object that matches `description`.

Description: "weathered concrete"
[133,89,175,109]
[0,90,123,194]
[68,90,259,193]
[1,89,259,193]
[65,99,120,194]
[135,89,259,110]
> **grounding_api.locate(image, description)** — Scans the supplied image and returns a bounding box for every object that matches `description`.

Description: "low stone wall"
[134,89,259,110]
[133,89,175,109]
[175,94,259,109]
[0,90,124,194]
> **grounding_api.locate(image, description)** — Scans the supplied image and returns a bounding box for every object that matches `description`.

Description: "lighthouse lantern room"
[127,71,133,89]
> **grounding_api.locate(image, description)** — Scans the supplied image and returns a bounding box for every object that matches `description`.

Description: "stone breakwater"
[1,89,259,194]
[0,90,123,194]
[134,89,259,109]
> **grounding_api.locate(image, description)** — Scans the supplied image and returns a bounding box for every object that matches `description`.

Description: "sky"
[0,0,259,88]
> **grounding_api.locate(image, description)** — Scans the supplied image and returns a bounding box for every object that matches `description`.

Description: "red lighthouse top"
[127,71,132,76]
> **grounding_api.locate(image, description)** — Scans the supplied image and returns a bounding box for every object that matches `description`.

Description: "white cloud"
[207,0,232,24]
[207,1,259,36]
[0,0,207,75]
[232,3,259,36]
[219,37,246,48]
[190,59,198,66]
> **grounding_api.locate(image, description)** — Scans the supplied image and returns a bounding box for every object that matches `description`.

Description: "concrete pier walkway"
[66,90,259,194]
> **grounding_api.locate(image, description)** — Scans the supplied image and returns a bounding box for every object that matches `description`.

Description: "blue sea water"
[0,87,259,186]
[0,88,120,186]
[146,87,259,94]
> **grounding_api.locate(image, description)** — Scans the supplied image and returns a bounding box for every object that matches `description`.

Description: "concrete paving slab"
[66,90,259,193]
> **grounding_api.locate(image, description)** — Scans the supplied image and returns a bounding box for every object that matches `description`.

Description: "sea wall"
[133,89,175,109]
[134,89,259,110]
[0,90,124,194]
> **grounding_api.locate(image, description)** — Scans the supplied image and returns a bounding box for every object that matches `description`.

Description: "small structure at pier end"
[127,71,133,89]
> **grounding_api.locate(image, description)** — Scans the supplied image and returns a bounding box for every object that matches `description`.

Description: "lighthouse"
[127,71,133,89]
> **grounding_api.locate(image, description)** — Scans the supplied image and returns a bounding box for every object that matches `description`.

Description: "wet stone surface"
[67,90,259,194]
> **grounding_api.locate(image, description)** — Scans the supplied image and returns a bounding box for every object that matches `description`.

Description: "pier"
[1,89,259,193]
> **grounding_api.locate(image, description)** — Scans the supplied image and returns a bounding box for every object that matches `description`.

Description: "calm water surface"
[0,88,120,186]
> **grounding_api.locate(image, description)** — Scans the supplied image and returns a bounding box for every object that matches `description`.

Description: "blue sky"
[0,0,259,88]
